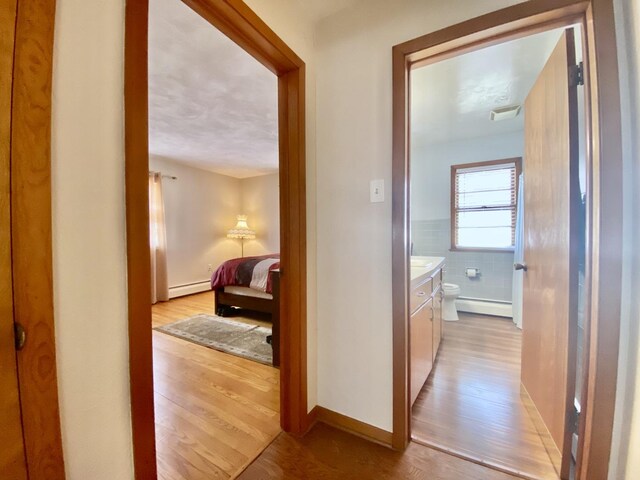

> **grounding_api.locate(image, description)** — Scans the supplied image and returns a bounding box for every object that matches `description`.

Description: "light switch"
[370,179,384,203]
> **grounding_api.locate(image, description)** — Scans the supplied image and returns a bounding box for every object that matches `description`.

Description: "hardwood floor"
[238,422,516,479]
[153,297,555,479]
[152,292,280,480]
[411,313,558,480]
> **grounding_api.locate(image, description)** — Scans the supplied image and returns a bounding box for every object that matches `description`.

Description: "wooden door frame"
[125,0,308,477]
[391,1,622,479]
[3,0,66,478]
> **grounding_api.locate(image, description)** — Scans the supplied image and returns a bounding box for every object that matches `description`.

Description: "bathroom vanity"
[410,256,445,405]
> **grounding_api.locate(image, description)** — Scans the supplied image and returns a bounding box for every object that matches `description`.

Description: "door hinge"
[570,61,584,87]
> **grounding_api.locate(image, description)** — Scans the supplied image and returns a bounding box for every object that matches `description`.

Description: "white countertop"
[410,256,445,286]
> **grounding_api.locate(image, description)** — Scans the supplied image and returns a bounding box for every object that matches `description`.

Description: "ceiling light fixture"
[490,104,521,121]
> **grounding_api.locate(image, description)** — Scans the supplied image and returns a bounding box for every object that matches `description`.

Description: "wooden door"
[410,299,433,405]
[0,0,28,478]
[521,28,579,478]
[1,0,64,477]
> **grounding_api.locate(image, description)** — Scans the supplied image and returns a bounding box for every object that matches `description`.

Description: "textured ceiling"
[411,28,566,145]
[149,0,278,178]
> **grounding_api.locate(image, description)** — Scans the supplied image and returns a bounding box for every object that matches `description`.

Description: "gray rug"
[155,314,272,365]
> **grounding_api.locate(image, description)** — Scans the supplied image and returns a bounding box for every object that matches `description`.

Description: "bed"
[210,254,281,366]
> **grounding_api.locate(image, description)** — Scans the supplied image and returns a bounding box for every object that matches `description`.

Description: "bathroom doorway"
[394,4,620,478]
[408,27,580,479]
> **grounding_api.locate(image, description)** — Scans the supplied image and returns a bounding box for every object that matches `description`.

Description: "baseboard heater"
[456,297,513,318]
[169,280,210,299]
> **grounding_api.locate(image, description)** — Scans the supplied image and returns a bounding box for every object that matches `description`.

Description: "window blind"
[453,160,519,249]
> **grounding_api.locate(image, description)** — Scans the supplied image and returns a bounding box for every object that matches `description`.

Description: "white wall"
[610,0,640,477]
[52,0,133,478]
[314,0,526,431]
[149,156,242,289]
[241,173,280,256]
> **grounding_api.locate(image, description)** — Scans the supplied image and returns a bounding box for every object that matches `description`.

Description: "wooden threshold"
[410,437,542,480]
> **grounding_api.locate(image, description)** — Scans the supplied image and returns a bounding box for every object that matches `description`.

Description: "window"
[451,158,522,251]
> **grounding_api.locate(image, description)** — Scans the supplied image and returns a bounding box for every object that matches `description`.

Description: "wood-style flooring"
[238,422,516,479]
[152,292,280,480]
[411,313,558,480]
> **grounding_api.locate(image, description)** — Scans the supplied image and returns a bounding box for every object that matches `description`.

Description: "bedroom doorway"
[124,0,308,478]
[146,2,284,472]
[392,2,622,480]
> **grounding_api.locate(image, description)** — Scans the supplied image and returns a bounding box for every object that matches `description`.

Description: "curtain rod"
[149,171,178,180]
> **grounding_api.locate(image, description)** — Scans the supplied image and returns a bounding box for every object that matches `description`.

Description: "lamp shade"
[227,215,255,239]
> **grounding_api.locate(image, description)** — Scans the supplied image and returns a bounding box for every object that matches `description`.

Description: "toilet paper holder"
[465,268,480,278]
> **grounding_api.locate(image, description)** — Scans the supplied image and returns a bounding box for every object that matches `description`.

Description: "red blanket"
[210,254,280,294]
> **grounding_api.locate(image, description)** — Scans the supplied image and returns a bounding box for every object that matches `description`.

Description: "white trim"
[169,281,211,299]
[456,298,513,318]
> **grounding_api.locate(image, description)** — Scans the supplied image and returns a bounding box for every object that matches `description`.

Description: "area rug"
[155,314,272,365]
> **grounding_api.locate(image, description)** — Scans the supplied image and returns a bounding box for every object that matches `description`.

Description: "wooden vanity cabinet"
[432,285,443,362]
[410,266,444,406]
[410,299,433,405]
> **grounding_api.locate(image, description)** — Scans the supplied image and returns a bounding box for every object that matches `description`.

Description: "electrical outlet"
[207,264,213,272]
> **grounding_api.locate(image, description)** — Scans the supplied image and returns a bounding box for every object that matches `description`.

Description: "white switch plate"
[370,179,384,203]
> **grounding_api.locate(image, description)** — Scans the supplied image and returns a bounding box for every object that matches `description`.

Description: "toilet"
[442,283,461,321]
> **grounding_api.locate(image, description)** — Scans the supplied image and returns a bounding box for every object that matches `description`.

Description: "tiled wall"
[412,219,514,302]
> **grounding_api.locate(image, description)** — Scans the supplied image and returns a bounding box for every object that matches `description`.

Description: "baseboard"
[168,281,210,299]
[456,298,513,318]
[312,406,393,447]
[304,405,320,434]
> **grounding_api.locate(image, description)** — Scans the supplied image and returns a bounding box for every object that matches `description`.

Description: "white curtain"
[149,172,169,304]
[512,173,524,329]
